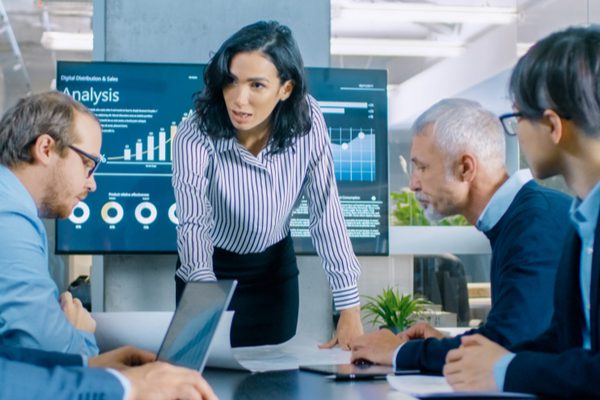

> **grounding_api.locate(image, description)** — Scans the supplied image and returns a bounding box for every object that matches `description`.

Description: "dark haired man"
[443,25,600,398]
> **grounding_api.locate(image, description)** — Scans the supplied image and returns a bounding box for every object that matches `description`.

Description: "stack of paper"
[386,375,536,399]
[387,375,453,396]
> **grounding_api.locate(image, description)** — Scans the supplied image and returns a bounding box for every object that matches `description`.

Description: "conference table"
[203,368,539,400]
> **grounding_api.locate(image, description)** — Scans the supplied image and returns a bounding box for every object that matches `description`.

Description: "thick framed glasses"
[68,145,104,178]
[499,112,523,136]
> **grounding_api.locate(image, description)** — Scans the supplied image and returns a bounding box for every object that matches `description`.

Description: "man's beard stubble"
[39,164,71,219]
[415,192,446,223]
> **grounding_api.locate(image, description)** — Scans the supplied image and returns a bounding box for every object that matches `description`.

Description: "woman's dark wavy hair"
[194,20,311,153]
[509,25,600,137]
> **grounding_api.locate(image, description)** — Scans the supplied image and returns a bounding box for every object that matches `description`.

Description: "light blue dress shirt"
[570,180,600,350]
[80,356,129,399]
[0,165,99,356]
[493,179,600,390]
[106,370,131,400]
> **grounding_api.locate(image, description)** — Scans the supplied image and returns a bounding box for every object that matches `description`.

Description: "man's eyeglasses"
[68,145,104,178]
[499,112,523,136]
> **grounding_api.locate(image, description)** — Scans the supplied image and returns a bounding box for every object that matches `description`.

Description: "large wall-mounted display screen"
[56,61,388,255]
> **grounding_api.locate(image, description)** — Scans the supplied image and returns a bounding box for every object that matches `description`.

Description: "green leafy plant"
[390,188,469,226]
[390,189,429,226]
[362,287,430,333]
[437,214,470,226]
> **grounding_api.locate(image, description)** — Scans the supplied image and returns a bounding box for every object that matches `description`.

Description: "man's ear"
[30,134,55,166]
[457,153,477,183]
[543,109,564,145]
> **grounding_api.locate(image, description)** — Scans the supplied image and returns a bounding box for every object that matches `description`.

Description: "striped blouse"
[172,96,361,310]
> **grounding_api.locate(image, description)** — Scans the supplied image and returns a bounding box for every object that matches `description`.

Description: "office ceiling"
[0,0,92,110]
[0,0,568,112]
[330,0,522,83]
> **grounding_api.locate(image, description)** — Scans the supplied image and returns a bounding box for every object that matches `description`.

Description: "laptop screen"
[156,280,237,371]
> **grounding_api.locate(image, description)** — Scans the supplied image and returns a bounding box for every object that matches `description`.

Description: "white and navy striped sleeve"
[303,97,362,310]
[172,116,216,282]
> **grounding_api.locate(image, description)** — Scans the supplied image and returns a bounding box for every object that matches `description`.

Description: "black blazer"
[505,213,600,398]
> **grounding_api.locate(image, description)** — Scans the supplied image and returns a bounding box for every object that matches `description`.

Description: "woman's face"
[223,51,293,138]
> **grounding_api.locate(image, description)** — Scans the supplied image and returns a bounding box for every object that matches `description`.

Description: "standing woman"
[172,20,363,348]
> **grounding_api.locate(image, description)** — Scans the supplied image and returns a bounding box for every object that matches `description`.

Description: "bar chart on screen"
[102,110,191,171]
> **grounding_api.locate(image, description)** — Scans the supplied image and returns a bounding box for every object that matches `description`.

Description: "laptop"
[156,280,237,372]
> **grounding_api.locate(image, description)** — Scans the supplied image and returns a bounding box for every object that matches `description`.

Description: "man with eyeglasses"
[0,91,101,357]
[443,26,600,398]
[0,91,217,400]
[350,98,571,376]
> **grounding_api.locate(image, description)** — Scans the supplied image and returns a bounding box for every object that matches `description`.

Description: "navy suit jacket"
[0,345,124,400]
[395,181,571,373]
[504,212,600,398]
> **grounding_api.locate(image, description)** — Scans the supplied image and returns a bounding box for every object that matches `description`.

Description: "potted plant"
[362,287,430,333]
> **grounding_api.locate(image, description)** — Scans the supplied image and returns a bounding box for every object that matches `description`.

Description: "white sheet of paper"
[387,375,453,395]
[233,337,351,372]
[386,376,536,399]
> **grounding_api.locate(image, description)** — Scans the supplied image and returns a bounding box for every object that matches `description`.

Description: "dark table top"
[203,367,394,399]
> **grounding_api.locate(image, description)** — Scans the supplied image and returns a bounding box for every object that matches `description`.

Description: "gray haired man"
[350,98,570,375]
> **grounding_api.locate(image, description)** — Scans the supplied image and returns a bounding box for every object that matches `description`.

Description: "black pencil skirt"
[175,235,299,347]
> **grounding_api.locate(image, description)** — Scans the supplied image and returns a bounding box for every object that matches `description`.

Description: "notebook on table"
[300,361,419,380]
